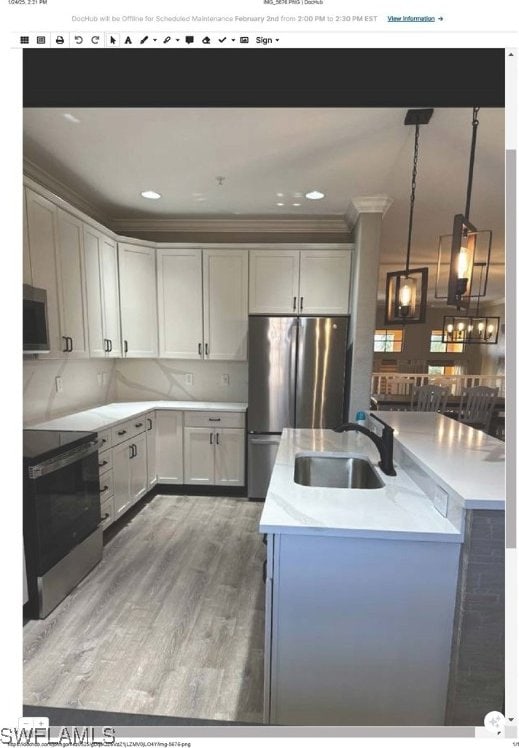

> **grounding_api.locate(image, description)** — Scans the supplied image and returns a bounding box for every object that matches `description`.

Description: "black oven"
[23,284,50,354]
[23,430,103,618]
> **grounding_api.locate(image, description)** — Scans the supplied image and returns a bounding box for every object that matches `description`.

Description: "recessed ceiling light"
[141,190,162,200]
[305,190,325,200]
[293,202,302,207]
[276,192,284,198]
[293,192,304,198]
[63,113,80,124]
[276,202,285,207]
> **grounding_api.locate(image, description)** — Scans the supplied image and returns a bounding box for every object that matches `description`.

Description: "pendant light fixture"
[435,107,493,310]
[441,262,500,345]
[384,108,432,325]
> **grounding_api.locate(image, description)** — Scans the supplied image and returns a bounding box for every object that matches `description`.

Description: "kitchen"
[21,107,505,727]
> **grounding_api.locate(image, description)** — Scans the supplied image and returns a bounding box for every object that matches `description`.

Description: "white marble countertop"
[369,412,505,510]
[259,429,462,542]
[28,400,247,432]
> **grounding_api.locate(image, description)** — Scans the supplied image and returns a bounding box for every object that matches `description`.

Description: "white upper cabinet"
[298,250,352,315]
[118,242,158,358]
[84,225,121,358]
[55,209,89,357]
[249,250,300,314]
[23,189,32,285]
[249,248,352,315]
[203,249,248,361]
[25,189,61,357]
[157,248,203,359]
[100,235,122,357]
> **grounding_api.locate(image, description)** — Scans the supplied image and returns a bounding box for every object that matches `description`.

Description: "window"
[427,365,459,376]
[374,329,403,353]
[429,330,464,353]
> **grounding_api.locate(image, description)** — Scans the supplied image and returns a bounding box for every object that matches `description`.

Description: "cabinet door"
[112,441,132,518]
[100,235,122,358]
[215,428,245,486]
[23,189,32,285]
[157,248,203,359]
[83,224,106,357]
[55,209,89,357]
[203,250,248,361]
[129,432,148,503]
[146,411,158,489]
[183,427,214,485]
[299,250,352,315]
[249,250,300,314]
[156,410,184,484]
[118,243,158,357]
[25,189,61,357]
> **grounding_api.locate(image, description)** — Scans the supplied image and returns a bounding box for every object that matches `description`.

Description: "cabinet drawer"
[99,470,114,500]
[100,495,115,530]
[184,411,245,429]
[98,450,113,474]
[111,420,132,446]
[98,429,112,452]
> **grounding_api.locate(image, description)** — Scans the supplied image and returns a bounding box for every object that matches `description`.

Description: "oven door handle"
[27,440,99,479]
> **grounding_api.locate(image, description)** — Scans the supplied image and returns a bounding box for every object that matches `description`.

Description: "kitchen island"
[260,413,505,726]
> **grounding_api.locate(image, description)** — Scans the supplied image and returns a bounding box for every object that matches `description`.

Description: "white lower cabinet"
[156,411,184,484]
[214,429,245,486]
[146,411,158,489]
[183,427,215,485]
[184,425,245,486]
[112,432,147,519]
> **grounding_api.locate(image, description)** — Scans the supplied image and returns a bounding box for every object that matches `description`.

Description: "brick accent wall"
[445,509,505,725]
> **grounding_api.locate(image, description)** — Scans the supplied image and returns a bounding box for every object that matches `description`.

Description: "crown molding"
[110,216,350,234]
[345,195,393,226]
[23,158,111,225]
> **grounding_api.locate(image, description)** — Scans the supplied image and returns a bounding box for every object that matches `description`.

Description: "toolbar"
[12,32,282,48]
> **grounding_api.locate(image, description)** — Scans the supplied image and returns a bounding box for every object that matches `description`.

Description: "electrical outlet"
[185,373,193,386]
[55,376,63,393]
[221,373,230,386]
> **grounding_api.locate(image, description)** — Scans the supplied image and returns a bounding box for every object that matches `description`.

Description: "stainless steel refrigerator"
[248,315,350,499]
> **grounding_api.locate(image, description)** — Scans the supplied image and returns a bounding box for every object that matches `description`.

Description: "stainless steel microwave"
[23,285,50,353]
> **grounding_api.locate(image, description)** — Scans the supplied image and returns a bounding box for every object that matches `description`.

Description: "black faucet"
[334,413,396,476]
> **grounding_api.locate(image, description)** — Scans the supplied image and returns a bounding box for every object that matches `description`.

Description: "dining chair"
[458,386,499,433]
[410,384,450,413]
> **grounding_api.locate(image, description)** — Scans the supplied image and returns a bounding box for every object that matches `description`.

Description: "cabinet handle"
[216,432,220,445]
[124,340,128,354]
[210,433,213,445]
[118,429,127,436]
[99,460,108,468]
[293,296,297,311]
[100,485,109,493]
[147,418,153,431]
[129,444,135,458]
[69,337,74,352]
[262,559,267,584]
[198,343,202,356]
[209,417,221,422]
[135,422,143,428]
[101,513,110,521]
[300,297,304,312]
[109,339,113,353]
[104,339,108,353]
[62,336,69,353]
[101,438,107,445]
[134,443,138,456]
[205,343,209,356]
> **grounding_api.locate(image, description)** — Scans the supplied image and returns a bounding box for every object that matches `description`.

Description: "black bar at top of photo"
[23,49,504,108]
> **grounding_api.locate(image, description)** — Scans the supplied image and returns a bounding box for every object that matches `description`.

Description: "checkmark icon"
[219,37,227,43]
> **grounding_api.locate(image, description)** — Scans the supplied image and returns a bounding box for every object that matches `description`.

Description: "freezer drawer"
[248,434,281,500]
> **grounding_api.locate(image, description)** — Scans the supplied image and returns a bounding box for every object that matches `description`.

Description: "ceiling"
[23,107,505,303]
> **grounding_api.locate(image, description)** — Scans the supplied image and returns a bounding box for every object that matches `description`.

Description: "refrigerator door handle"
[288,319,298,428]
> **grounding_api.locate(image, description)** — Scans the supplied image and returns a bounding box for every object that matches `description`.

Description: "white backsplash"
[23,358,116,425]
[114,359,248,403]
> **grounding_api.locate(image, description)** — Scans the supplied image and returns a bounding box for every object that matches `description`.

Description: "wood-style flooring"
[24,495,265,723]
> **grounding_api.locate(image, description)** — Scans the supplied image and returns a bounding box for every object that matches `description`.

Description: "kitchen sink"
[294,454,384,489]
